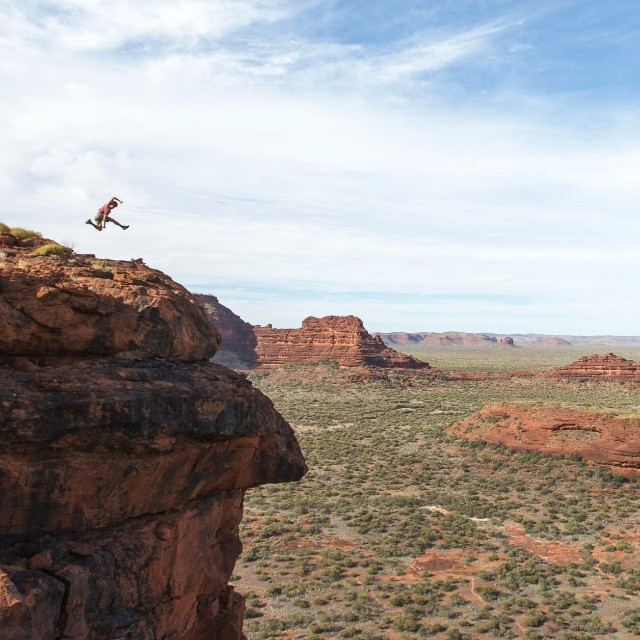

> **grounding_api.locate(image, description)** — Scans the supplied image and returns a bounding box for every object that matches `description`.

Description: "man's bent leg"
[105,216,129,230]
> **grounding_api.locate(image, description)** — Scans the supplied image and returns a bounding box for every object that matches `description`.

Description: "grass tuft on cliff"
[31,242,68,256]
[0,222,9,233]
[10,227,41,240]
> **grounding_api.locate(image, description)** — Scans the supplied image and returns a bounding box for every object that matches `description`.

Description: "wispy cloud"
[1,1,640,333]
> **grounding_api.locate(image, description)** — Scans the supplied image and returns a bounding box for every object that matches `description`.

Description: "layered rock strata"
[195,296,428,370]
[194,294,257,369]
[448,403,640,478]
[253,315,429,369]
[0,233,306,640]
[545,353,640,381]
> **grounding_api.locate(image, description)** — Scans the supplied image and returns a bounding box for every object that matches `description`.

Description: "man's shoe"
[85,219,92,224]
[122,225,129,230]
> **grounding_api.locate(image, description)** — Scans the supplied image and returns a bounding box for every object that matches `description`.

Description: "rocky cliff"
[195,296,428,370]
[448,403,640,478]
[194,294,257,369]
[545,353,640,381]
[253,315,429,369]
[0,232,306,640]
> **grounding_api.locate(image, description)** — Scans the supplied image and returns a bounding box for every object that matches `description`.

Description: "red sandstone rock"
[195,294,257,368]
[0,243,306,640]
[195,296,428,370]
[544,353,640,381]
[253,315,429,369]
[0,237,219,362]
[448,403,640,477]
[0,359,306,536]
[499,336,515,346]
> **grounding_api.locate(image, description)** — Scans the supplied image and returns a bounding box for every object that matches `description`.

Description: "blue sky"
[1,0,640,333]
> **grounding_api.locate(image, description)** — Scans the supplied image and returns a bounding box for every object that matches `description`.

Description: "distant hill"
[378,332,640,348]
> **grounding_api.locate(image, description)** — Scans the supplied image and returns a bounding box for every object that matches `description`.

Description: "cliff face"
[448,403,640,478]
[253,315,429,369]
[193,294,257,369]
[545,353,640,381]
[195,297,428,370]
[0,234,306,640]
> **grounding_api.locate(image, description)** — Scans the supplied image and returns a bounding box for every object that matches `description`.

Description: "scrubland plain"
[236,348,640,639]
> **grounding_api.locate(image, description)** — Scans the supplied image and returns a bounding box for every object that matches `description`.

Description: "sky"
[1,0,640,333]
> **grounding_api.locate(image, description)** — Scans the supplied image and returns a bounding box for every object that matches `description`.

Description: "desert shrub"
[10,227,40,239]
[525,610,547,627]
[0,221,9,232]
[32,243,67,256]
[621,608,640,634]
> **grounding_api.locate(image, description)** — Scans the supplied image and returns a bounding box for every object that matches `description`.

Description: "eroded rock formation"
[195,296,428,370]
[536,337,572,346]
[448,403,640,477]
[194,294,257,369]
[0,233,306,639]
[253,315,429,369]
[0,244,218,362]
[380,332,502,347]
[545,353,640,381]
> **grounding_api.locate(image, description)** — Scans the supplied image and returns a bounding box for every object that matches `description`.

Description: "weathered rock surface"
[448,403,640,478]
[498,336,515,347]
[253,315,429,369]
[195,295,428,370]
[194,294,257,369]
[0,359,305,536]
[0,234,218,361]
[545,353,640,381]
[0,233,306,640]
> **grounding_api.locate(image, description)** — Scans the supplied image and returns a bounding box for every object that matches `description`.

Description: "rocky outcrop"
[0,232,306,640]
[195,296,428,370]
[380,332,501,347]
[536,337,572,346]
[499,336,515,347]
[448,404,640,478]
[253,315,429,369]
[194,294,257,369]
[0,241,218,362]
[545,353,640,381]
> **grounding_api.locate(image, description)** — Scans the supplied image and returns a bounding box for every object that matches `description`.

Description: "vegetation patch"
[9,227,40,240]
[31,242,68,256]
[236,358,640,640]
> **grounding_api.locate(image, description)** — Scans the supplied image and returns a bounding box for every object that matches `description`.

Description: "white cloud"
[1,1,639,334]
[3,0,293,50]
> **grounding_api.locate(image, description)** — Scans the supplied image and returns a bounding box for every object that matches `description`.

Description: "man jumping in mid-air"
[86,197,129,231]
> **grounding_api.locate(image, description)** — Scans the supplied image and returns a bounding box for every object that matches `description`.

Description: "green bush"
[0,222,9,233]
[10,227,40,239]
[31,243,67,256]
[525,611,547,627]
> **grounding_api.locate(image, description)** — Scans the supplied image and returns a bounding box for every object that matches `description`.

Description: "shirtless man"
[86,197,129,231]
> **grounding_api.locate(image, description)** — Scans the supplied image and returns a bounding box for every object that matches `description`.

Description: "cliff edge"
[0,232,307,640]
